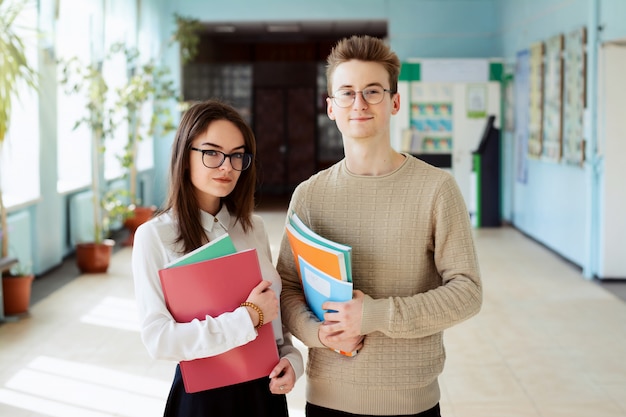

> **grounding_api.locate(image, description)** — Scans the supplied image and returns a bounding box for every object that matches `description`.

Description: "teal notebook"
[165,234,237,268]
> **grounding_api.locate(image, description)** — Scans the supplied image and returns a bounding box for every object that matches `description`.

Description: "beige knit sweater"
[277,154,482,415]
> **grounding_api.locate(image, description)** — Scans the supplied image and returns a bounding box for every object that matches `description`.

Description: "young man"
[277,35,482,417]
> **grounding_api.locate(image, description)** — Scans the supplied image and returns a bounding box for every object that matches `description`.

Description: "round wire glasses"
[329,86,395,108]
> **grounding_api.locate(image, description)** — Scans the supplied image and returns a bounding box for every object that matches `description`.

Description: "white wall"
[597,41,626,278]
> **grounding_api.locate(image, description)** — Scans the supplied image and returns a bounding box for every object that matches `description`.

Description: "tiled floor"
[1,202,626,417]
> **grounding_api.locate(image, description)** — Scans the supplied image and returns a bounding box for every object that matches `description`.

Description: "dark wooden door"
[253,63,317,195]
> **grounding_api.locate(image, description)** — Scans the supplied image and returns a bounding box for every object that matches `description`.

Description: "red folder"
[158,248,279,393]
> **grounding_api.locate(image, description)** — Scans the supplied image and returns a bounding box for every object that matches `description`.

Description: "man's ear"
[391,92,401,115]
[326,97,336,120]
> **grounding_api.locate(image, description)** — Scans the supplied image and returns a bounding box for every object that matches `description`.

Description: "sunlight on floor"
[80,296,139,332]
[0,356,170,417]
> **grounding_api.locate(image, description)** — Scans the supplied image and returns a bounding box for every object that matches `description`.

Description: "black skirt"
[163,364,289,417]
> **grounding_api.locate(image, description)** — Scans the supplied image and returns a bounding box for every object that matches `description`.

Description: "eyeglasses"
[190,148,253,171]
[329,86,395,108]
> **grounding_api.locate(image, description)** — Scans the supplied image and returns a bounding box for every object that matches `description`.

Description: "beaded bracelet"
[240,302,264,329]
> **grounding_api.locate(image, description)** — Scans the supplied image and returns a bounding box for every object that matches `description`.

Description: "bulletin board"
[527,42,544,159]
[562,27,587,166]
[541,34,564,162]
[515,50,530,184]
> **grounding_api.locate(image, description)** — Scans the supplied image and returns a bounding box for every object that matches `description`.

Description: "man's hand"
[318,290,365,352]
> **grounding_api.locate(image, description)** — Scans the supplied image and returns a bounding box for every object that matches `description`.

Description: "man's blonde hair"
[326,35,401,95]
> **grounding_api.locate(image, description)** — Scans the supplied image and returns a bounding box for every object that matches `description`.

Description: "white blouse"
[132,205,303,379]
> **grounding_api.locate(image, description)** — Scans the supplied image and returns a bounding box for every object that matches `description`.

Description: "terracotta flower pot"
[2,274,35,316]
[75,239,115,274]
[123,206,156,246]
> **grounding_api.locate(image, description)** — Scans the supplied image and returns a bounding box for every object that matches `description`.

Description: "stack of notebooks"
[284,212,357,356]
[158,234,278,393]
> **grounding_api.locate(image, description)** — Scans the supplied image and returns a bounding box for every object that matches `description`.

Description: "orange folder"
[285,223,348,282]
[159,249,279,393]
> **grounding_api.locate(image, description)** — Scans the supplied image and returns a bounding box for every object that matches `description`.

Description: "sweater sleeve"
[277,183,328,350]
[360,175,482,338]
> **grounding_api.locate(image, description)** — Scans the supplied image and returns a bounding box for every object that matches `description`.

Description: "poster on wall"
[515,50,530,184]
[562,27,586,166]
[466,84,487,118]
[541,34,564,163]
[528,42,544,159]
[404,83,454,153]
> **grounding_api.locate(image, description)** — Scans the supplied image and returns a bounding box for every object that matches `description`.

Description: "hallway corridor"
[1,205,625,417]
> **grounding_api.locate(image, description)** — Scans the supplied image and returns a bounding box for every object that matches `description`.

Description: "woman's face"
[189,119,246,214]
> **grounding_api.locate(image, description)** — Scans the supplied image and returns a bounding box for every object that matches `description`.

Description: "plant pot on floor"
[123,205,156,246]
[2,273,35,316]
[75,239,115,274]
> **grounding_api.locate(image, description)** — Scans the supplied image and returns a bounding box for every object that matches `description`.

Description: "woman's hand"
[268,358,296,395]
[244,280,279,327]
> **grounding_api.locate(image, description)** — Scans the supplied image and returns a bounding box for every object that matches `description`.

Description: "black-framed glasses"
[190,148,253,171]
[329,86,395,108]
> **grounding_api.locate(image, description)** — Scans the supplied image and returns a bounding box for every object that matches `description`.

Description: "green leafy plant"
[111,43,179,207]
[59,55,126,243]
[0,0,37,258]
[172,13,202,65]
[58,13,200,244]
[113,12,202,208]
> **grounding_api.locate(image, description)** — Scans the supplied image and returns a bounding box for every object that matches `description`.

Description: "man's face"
[326,60,400,141]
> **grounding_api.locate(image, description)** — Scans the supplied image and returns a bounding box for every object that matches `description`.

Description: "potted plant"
[2,259,34,316]
[0,0,37,263]
[101,16,201,246]
[111,43,178,245]
[172,13,202,66]
[110,10,202,245]
[59,55,128,273]
[59,14,200,255]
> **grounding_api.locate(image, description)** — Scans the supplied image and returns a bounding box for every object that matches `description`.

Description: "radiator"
[68,190,95,246]
[6,210,33,271]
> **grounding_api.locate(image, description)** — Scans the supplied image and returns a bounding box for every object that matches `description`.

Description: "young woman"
[132,100,302,417]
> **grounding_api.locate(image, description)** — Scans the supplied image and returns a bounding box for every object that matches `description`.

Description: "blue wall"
[500,0,591,265]
[388,0,501,59]
[496,0,625,274]
[499,0,590,60]
[600,0,626,42]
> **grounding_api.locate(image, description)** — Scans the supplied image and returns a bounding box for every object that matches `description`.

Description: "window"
[103,0,138,181]
[0,3,40,208]
[102,48,127,181]
[56,2,97,193]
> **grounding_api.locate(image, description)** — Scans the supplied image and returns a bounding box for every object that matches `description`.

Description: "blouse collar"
[199,205,231,233]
